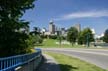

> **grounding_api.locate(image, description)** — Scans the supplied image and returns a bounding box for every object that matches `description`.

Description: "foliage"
[67,27,78,45]
[78,28,94,45]
[41,35,48,39]
[100,36,104,40]
[34,35,43,44]
[29,35,43,46]
[33,27,41,35]
[49,35,58,39]
[78,32,84,45]
[0,0,35,57]
[103,29,108,43]
[30,27,43,46]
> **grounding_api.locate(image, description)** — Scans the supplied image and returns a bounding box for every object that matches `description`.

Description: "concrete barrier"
[16,55,42,71]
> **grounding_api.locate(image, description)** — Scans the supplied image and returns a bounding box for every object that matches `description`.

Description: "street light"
[57,27,62,47]
[91,29,96,47]
[86,33,90,47]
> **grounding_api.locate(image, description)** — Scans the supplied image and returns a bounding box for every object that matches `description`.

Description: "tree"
[0,0,35,57]
[78,32,84,45]
[78,28,94,45]
[30,27,43,46]
[103,29,108,43]
[33,27,41,35]
[67,27,78,46]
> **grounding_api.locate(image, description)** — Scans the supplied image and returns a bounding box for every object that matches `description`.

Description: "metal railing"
[0,49,42,71]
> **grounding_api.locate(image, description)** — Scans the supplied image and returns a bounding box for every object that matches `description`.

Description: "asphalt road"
[42,48,108,70]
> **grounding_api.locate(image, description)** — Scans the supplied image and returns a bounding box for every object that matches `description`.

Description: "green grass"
[45,52,107,71]
[42,39,58,47]
[36,39,84,48]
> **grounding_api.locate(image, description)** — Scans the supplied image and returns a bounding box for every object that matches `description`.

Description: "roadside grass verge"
[36,39,84,48]
[45,52,107,71]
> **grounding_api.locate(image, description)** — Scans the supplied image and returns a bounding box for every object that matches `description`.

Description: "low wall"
[16,55,42,71]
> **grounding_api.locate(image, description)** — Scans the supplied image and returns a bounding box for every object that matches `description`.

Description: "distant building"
[49,20,55,34]
[74,24,81,32]
[41,28,47,33]
[44,31,51,35]
[61,28,65,35]
[41,27,51,35]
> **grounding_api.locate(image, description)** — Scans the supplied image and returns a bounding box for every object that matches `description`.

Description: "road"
[42,48,108,70]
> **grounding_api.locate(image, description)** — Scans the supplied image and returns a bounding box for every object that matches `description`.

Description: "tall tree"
[103,29,108,43]
[67,27,78,46]
[78,28,94,45]
[0,0,35,57]
[78,31,84,45]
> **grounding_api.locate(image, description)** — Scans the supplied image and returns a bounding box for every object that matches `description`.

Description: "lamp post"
[59,28,62,48]
[86,33,90,48]
[57,27,62,47]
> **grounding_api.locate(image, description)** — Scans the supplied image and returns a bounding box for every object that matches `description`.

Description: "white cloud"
[54,10,108,21]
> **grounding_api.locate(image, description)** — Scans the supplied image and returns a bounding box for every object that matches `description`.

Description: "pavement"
[42,48,108,70]
[37,54,61,71]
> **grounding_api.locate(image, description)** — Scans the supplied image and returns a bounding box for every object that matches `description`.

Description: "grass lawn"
[45,52,107,71]
[36,39,85,48]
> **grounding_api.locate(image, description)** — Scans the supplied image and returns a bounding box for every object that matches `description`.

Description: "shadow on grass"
[37,56,61,71]
[59,64,78,71]
[37,56,78,71]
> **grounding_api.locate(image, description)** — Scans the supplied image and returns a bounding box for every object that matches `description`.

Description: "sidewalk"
[37,54,61,71]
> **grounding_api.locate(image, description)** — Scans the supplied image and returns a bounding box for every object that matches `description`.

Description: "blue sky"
[22,0,108,35]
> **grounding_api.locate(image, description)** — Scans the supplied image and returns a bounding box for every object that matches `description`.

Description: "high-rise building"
[49,20,55,34]
[74,24,81,32]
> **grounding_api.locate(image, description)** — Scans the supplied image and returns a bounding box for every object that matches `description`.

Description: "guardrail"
[0,48,42,71]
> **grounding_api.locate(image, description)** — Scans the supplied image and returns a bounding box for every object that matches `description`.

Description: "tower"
[49,20,55,34]
[74,24,81,32]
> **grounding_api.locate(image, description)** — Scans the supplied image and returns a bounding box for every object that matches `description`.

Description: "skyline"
[22,0,108,35]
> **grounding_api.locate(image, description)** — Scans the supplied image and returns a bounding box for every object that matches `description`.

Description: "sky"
[22,0,108,35]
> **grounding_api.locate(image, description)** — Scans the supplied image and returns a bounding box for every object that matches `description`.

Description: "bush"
[29,35,43,46]
[49,35,58,39]
[41,35,48,39]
